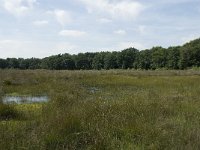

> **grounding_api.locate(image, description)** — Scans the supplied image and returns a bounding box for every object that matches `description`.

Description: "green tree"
[61,58,75,70]
[7,58,19,69]
[117,48,139,69]
[180,38,200,68]
[75,53,90,70]
[134,50,152,70]
[92,52,106,70]
[167,46,180,69]
[104,52,118,70]
[151,47,167,69]
[0,59,8,69]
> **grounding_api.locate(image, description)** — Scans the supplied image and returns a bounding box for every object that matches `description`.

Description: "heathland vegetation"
[0,38,200,70]
[1,39,200,149]
[1,70,200,149]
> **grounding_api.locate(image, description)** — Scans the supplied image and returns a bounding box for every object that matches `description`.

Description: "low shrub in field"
[0,104,21,120]
[3,80,12,86]
[2,79,22,86]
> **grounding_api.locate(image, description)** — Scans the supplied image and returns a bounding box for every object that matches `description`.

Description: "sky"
[0,0,200,58]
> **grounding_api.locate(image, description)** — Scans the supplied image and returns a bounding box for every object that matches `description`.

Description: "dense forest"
[0,38,200,70]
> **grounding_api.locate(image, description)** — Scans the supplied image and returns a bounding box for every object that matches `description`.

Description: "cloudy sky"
[0,0,200,58]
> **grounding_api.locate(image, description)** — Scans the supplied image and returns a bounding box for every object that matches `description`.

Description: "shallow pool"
[2,96,49,104]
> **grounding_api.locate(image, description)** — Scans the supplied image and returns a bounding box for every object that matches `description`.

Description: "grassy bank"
[0,70,200,149]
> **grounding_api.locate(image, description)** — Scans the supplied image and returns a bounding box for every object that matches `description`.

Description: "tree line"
[0,38,200,70]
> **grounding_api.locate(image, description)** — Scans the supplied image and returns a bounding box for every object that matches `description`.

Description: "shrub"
[0,104,21,120]
[3,80,12,86]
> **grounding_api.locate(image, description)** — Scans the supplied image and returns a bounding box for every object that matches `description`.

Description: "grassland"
[1,69,200,149]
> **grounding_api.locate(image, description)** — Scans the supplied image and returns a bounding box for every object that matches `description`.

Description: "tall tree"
[75,53,91,70]
[134,50,152,70]
[92,52,106,70]
[104,52,118,69]
[167,46,180,69]
[151,47,167,69]
[0,59,8,69]
[117,48,139,69]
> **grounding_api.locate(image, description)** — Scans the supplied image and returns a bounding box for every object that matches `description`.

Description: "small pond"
[2,96,49,104]
[89,87,100,94]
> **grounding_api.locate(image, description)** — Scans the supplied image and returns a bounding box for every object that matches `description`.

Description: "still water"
[2,96,49,104]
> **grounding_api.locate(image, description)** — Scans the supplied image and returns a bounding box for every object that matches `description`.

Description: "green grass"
[0,69,200,149]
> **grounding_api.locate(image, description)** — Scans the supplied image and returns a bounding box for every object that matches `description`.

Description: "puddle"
[2,96,49,104]
[88,87,100,94]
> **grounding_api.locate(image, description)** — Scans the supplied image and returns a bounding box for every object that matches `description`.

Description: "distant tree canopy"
[1,38,200,70]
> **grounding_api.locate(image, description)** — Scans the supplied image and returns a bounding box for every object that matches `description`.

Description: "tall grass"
[0,69,200,149]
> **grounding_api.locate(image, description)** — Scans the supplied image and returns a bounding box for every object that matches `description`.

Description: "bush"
[3,80,12,86]
[0,104,21,120]
[192,66,200,70]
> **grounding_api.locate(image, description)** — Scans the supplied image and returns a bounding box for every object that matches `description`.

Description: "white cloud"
[181,35,200,44]
[0,39,79,58]
[53,9,72,26]
[119,41,147,50]
[59,30,87,37]
[33,20,48,26]
[98,41,147,52]
[54,10,71,25]
[2,0,36,16]
[55,42,78,54]
[114,30,126,35]
[0,40,22,48]
[0,40,33,58]
[97,18,112,23]
[138,25,146,35]
[154,0,196,4]
[79,0,145,20]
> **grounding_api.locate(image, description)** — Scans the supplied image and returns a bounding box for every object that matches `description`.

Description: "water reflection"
[88,87,100,94]
[2,96,49,104]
